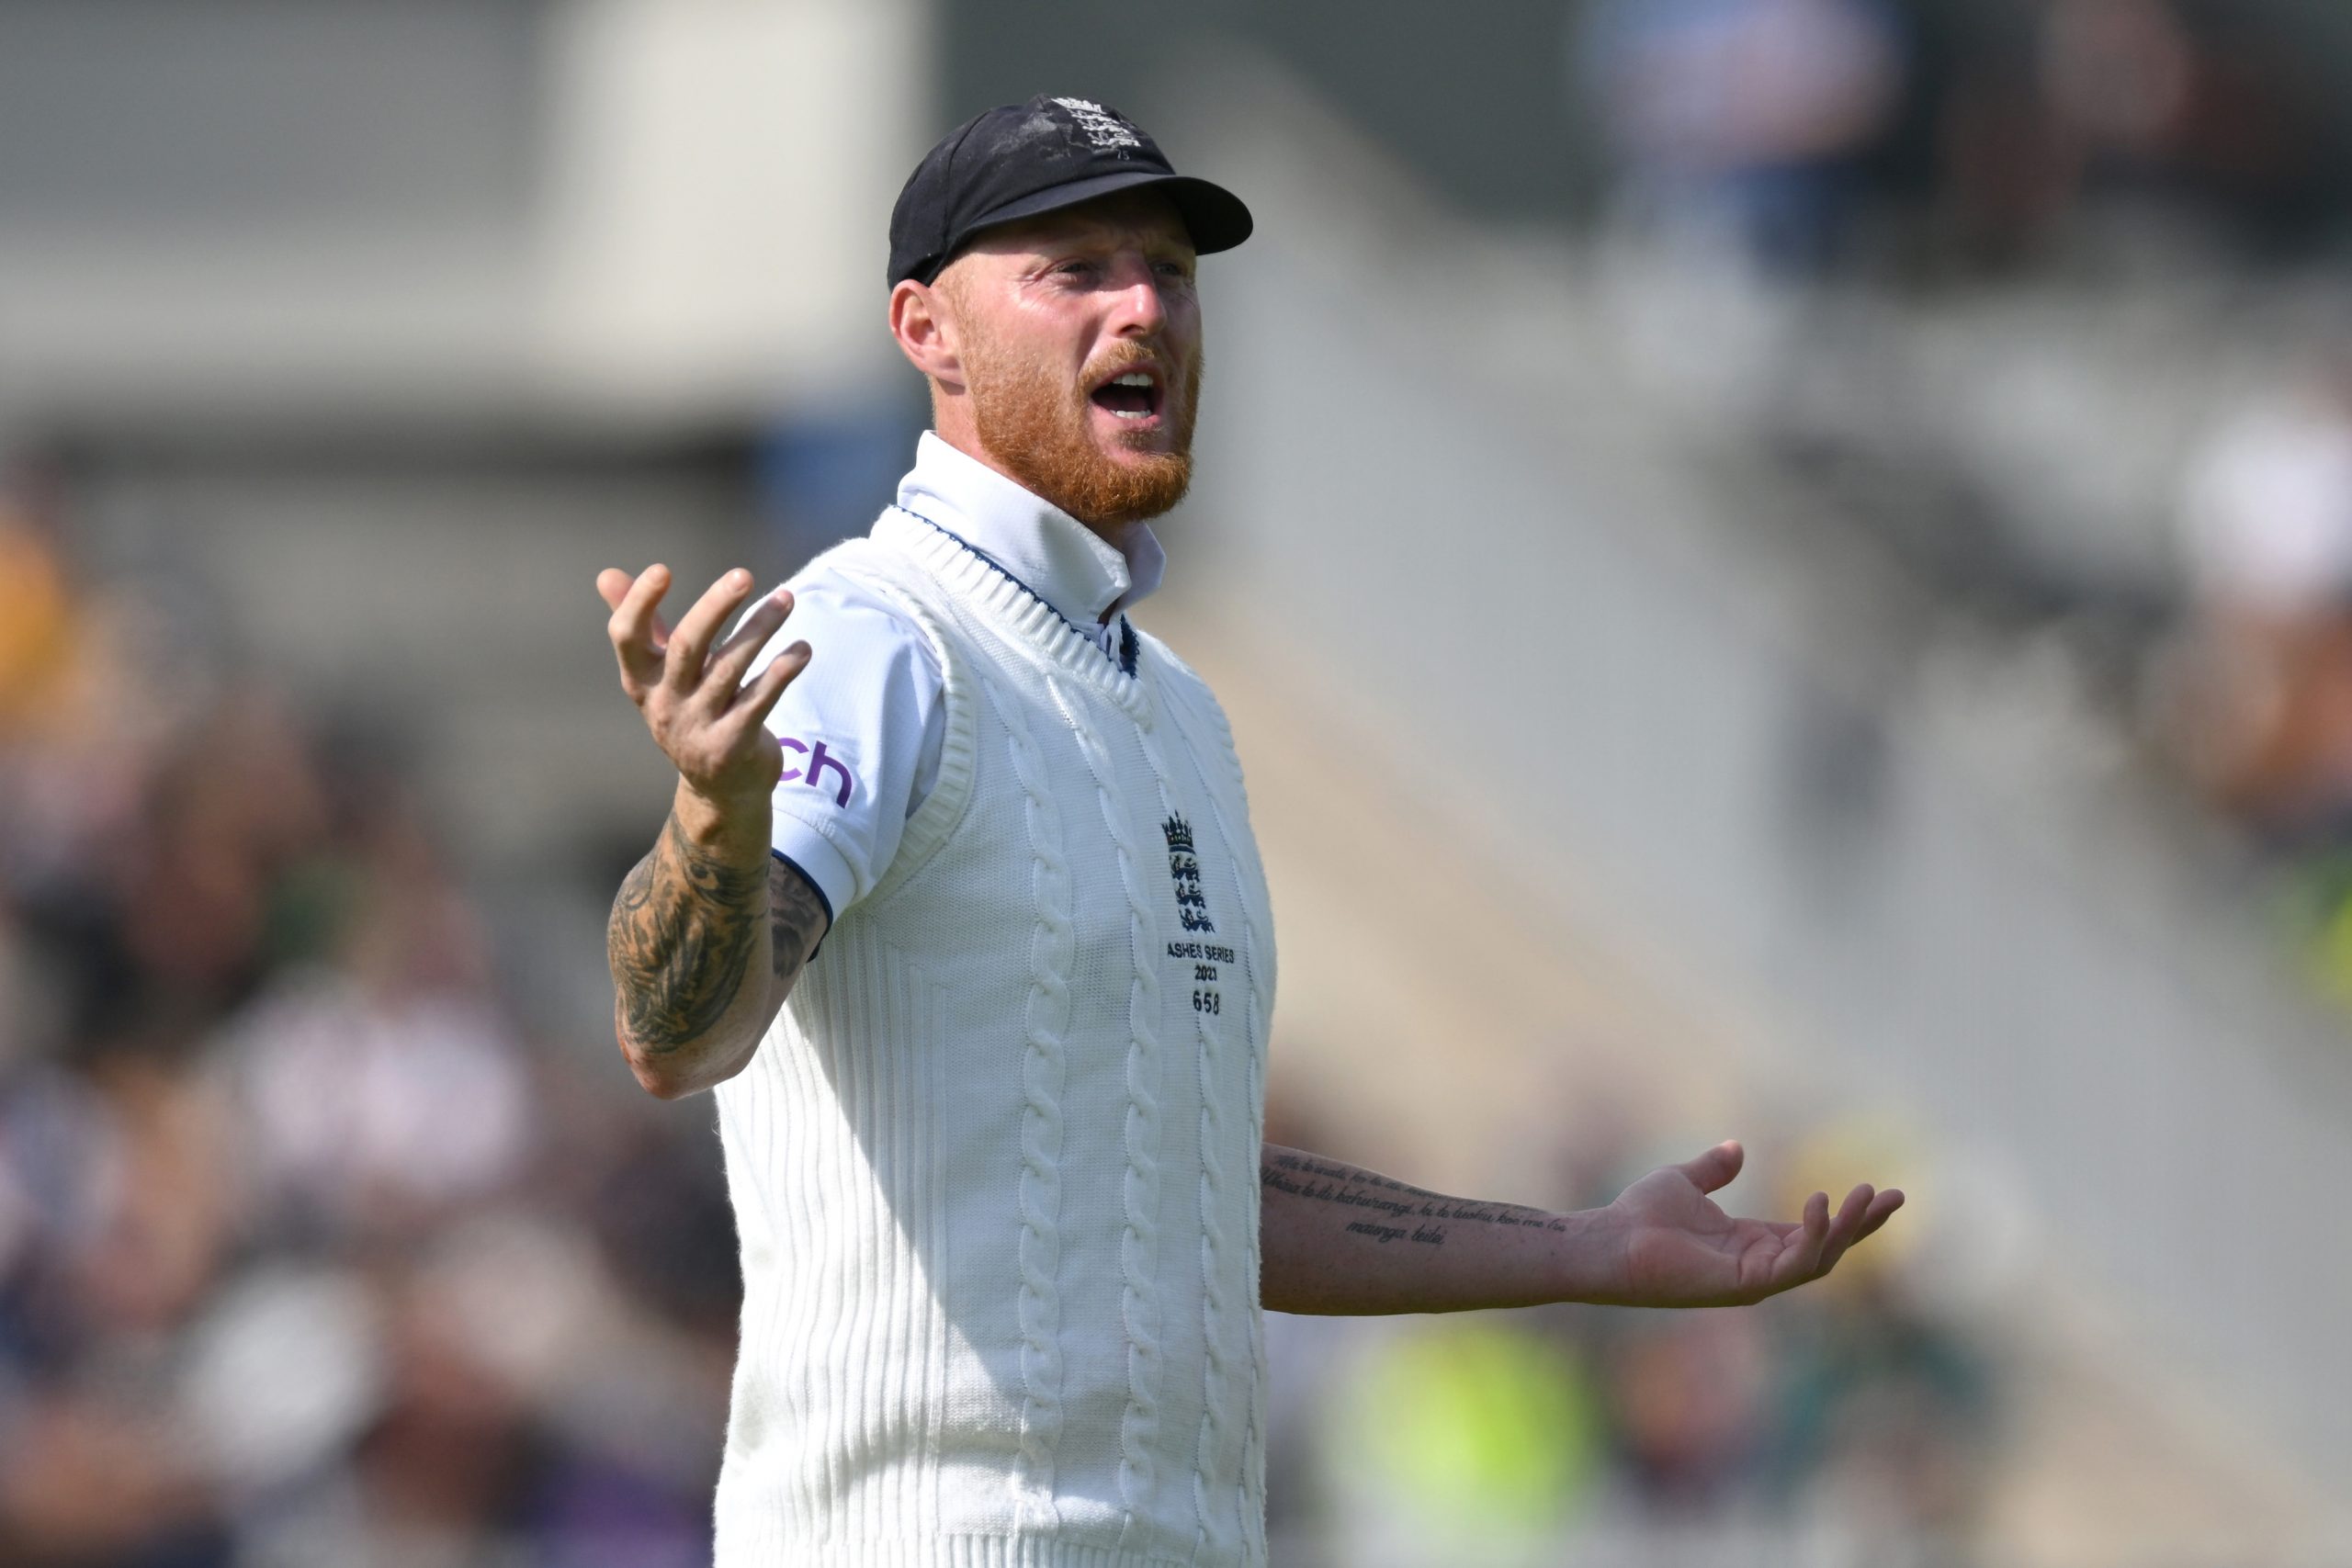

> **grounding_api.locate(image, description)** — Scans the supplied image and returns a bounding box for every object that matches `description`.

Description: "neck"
[906,426,1167,629]
[930,423,1033,506]
[927,419,1138,569]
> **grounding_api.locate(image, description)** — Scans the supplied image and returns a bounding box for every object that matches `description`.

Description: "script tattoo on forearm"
[607,812,767,1055]
[1261,1150,1570,1249]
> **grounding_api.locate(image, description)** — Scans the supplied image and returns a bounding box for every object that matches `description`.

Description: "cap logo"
[1052,96,1144,154]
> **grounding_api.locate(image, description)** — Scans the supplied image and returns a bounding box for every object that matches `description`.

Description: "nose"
[1107,263,1167,337]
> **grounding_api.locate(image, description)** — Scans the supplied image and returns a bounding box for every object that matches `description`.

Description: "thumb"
[1673,1140,1744,1195]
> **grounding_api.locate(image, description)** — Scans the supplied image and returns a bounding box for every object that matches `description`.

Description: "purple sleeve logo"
[778,738,855,807]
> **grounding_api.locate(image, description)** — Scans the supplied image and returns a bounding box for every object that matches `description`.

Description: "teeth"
[1114,372,1153,388]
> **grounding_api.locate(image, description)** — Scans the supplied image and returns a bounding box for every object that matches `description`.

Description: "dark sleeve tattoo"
[606,812,771,1055]
[767,856,830,981]
[1261,1149,1569,1249]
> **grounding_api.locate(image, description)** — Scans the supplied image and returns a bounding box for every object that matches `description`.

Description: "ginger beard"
[958,320,1203,528]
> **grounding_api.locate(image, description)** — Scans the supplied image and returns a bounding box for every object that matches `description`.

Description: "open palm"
[1605,1141,1903,1307]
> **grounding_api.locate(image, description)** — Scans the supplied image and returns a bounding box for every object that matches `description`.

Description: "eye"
[1052,259,1099,279]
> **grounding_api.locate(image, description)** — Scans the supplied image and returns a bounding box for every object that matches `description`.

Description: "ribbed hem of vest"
[718,1536,1237,1568]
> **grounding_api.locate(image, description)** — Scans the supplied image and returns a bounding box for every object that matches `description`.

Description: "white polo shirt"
[752,431,1167,923]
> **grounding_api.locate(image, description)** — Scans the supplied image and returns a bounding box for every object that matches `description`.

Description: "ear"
[889,278,965,390]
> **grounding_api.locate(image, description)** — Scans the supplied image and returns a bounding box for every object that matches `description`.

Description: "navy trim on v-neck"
[893,504,1140,678]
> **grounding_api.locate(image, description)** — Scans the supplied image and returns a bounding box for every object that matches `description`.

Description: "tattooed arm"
[596,564,825,1100]
[606,783,830,1099]
[1260,1146,1602,1314]
[1259,1142,1903,1314]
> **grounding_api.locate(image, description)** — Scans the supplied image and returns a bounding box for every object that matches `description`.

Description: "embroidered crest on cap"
[1053,96,1144,154]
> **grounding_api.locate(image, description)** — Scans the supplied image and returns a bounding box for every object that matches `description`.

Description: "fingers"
[698,589,796,700]
[1816,1183,1875,1275]
[1811,1185,1909,1286]
[1755,1180,1906,1301]
[1855,1188,1904,1245]
[724,638,812,732]
[1834,1182,1874,1236]
[1775,1190,1831,1287]
[1674,1140,1745,1195]
[604,565,674,690]
[664,569,761,692]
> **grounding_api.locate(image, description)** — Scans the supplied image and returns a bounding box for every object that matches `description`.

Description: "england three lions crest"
[1162,815,1215,934]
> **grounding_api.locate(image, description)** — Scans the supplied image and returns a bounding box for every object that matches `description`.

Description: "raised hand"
[1601,1141,1903,1308]
[597,565,810,809]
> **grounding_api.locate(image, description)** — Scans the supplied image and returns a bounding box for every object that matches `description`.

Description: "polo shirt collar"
[895,431,1164,630]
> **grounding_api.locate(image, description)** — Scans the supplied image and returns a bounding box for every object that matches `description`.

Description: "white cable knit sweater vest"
[712,509,1275,1568]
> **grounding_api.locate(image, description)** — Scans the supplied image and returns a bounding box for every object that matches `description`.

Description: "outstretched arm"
[1259,1141,1901,1314]
[606,789,830,1098]
[598,565,827,1099]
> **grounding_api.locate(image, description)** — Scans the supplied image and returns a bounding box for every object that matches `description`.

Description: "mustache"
[1081,344,1182,385]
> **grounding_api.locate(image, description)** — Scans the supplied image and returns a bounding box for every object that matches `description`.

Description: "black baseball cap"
[887,95,1252,288]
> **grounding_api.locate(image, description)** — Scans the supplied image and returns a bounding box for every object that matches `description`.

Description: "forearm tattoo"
[607,812,768,1055]
[766,855,830,982]
[1261,1149,1570,1249]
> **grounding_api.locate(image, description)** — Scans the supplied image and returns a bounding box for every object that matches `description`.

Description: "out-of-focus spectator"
[1930,0,2318,268]
[1600,1309,1772,1510]
[1318,1317,1607,1567]
[227,802,534,1243]
[1578,0,1908,434]
[2160,354,2352,838]
[1933,3,2076,270]
[0,485,78,737]
[2038,0,2199,187]
[1582,0,1906,280]
[2037,0,2320,248]
[1773,1273,1998,1553]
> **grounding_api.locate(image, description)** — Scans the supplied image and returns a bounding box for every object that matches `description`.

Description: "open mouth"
[1088,368,1163,423]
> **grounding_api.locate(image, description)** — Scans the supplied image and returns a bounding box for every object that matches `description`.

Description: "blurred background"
[5,1,2352,1563]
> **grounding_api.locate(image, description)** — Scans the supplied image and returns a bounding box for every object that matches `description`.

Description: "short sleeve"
[740,566,945,921]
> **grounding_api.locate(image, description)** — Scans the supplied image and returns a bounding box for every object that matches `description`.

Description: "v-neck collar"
[893,432,1165,637]
[875,507,1154,717]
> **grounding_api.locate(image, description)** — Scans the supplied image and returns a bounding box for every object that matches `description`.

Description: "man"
[595,95,1902,1568]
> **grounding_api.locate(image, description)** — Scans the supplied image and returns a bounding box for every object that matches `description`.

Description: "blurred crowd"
[1578,0,2330,284]
[0,473,740,1567]
[1581,0,2352,1010]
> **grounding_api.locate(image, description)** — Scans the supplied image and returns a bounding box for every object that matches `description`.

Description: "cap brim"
[955,169,1253,261]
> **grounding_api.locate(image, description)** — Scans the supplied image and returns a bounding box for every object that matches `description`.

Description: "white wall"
[536,0,926,419]
[0,0,926,429]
